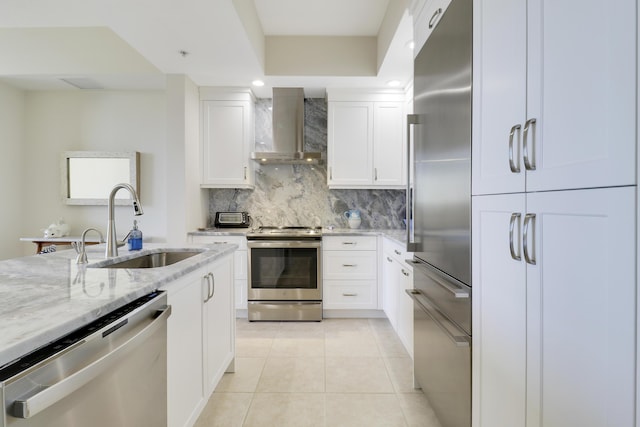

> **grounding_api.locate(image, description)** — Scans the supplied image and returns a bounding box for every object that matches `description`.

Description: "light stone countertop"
[0,242,237,369]
[188,228,408,246]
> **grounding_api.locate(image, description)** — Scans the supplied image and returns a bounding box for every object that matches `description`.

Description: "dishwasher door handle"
[12,305,172,419]
[406,289,469,347]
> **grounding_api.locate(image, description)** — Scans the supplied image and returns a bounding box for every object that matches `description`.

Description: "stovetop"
[246,226,322,239]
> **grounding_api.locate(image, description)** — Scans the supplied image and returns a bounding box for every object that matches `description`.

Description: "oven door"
[247,240,322,301]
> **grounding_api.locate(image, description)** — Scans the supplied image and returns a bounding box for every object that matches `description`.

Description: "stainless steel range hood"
[251,87,324,164]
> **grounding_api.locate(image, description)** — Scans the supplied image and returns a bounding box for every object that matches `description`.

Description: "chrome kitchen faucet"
[106,183,144,258]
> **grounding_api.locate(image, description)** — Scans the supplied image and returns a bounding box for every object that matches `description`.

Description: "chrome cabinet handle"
[401,269,410,277]
[406,114,419,252]
[12,305,172,419]
[203,274,211,302]
[342,293,358,297]
[509,213,522,261]
[394,249,401,255]
[208,272,215,298]
[523,118,537,170]
[509,124,522,173]
[244,166,247,180]
[386,257,393,262]
[523,213,537,265]
[342,264,357,267]
[428,8,443,29]
[341,242,356,245]
[329,167,333,180]
[374,168,378,181]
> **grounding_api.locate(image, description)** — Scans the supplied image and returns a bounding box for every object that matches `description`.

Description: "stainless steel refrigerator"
[405,0,472,426]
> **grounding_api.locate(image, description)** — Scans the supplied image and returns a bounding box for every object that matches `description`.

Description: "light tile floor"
[194,318,443,427]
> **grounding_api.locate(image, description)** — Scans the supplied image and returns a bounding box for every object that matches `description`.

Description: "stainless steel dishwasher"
[0,291,170,427]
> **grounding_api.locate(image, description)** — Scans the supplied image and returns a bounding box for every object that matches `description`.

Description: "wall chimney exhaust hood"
[251,88,324,165]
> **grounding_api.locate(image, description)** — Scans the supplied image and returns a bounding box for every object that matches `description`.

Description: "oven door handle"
[12,305,171,419]
[406,289,469,347]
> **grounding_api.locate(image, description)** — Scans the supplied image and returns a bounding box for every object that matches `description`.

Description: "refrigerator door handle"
[509,124,522,173]
[406,114,419,252]
[406,289,470,347]
[412,260,470,298]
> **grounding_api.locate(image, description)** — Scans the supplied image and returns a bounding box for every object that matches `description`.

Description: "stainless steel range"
[247,226,322,321]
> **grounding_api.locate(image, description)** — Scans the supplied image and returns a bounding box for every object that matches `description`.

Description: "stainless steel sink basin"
[93,250,203,268]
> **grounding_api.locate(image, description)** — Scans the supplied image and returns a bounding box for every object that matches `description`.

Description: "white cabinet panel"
[323,251,377,280]
[525,187,636,427]
[472,0,636,196]
[472,194,526,427]
[373,102,405,187]
[200,90,255,189]
[472,187,636,427]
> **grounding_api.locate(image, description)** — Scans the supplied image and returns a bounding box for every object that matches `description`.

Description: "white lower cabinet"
[381,237,414,358]
[323,236,378,309]
[162,254,235,427]
[472,187,636,427]
[190,235,247,310]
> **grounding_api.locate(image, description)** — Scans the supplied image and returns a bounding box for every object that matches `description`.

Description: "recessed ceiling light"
[387,80,401,87]
[252,80,265,87]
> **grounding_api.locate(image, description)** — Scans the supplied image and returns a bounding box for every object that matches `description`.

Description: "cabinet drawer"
[323,235,377,251]
[323,251,377,280]
[191,235,247,250]
[324,281,377,308]
[382,237,413,267]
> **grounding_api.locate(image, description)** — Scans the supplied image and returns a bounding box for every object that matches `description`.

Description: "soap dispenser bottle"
[128,220,143,251]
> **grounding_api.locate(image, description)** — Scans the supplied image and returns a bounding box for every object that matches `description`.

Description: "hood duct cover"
[251,87,324,164]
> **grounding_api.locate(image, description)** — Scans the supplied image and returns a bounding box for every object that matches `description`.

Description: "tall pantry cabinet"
[471,1,638,427]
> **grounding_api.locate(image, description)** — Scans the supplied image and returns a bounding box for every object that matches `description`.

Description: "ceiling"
[0,0,414,98]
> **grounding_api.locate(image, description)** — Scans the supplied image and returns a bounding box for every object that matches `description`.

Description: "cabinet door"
[396,265,414,358]
[525,0,636,192]
[472,193,526,427]
[165,271,205,427]
[382,253,399,328]
[203,257,234,395]
[472,0,527,195]
[373,102,405,187]
[201,100,253,188]
[328,102,373,187]
[526,187,636,427]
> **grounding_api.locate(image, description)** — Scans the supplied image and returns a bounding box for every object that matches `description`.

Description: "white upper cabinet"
[411,0,453,57]
[327,90,406,189]
[200,88,255,189]
[472,0,636,195]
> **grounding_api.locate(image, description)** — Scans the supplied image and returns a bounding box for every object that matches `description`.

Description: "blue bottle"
[128,220,143,251]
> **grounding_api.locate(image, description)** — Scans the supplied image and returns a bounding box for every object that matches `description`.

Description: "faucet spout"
[76,228,105,264]
[106,183,143,258]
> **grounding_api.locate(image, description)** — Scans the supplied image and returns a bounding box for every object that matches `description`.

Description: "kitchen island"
[0,242,237,369]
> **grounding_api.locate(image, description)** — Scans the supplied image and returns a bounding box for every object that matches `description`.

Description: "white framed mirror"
[61,151,140,205]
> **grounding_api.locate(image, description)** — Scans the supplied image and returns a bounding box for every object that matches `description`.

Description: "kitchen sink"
[92,250,204,269]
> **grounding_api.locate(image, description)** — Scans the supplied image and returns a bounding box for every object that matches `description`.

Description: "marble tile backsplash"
[208,98,406,229]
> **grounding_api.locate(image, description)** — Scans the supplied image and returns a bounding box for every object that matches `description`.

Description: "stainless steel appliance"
[214,211,252,228]
[406,0,472,426]
[0,291,170,427]
[247,226,322,321]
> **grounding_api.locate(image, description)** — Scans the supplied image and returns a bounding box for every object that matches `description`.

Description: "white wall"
[0,82,26,259]
[18,89,168,255]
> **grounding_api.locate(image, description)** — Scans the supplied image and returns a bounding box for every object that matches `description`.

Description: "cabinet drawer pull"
[523,118,537,170]
[428,7,443,29]
[374,168,378,181]
[341,242,357,245]
[342,264,357,267]
[386,257,393,263]
[401,269,409,277]
[509,213,522,261]
[523,213,537,265]
[509,124,522,173]
[244,166,248,180]
[394,249,401,255]
[342,293,358,297]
